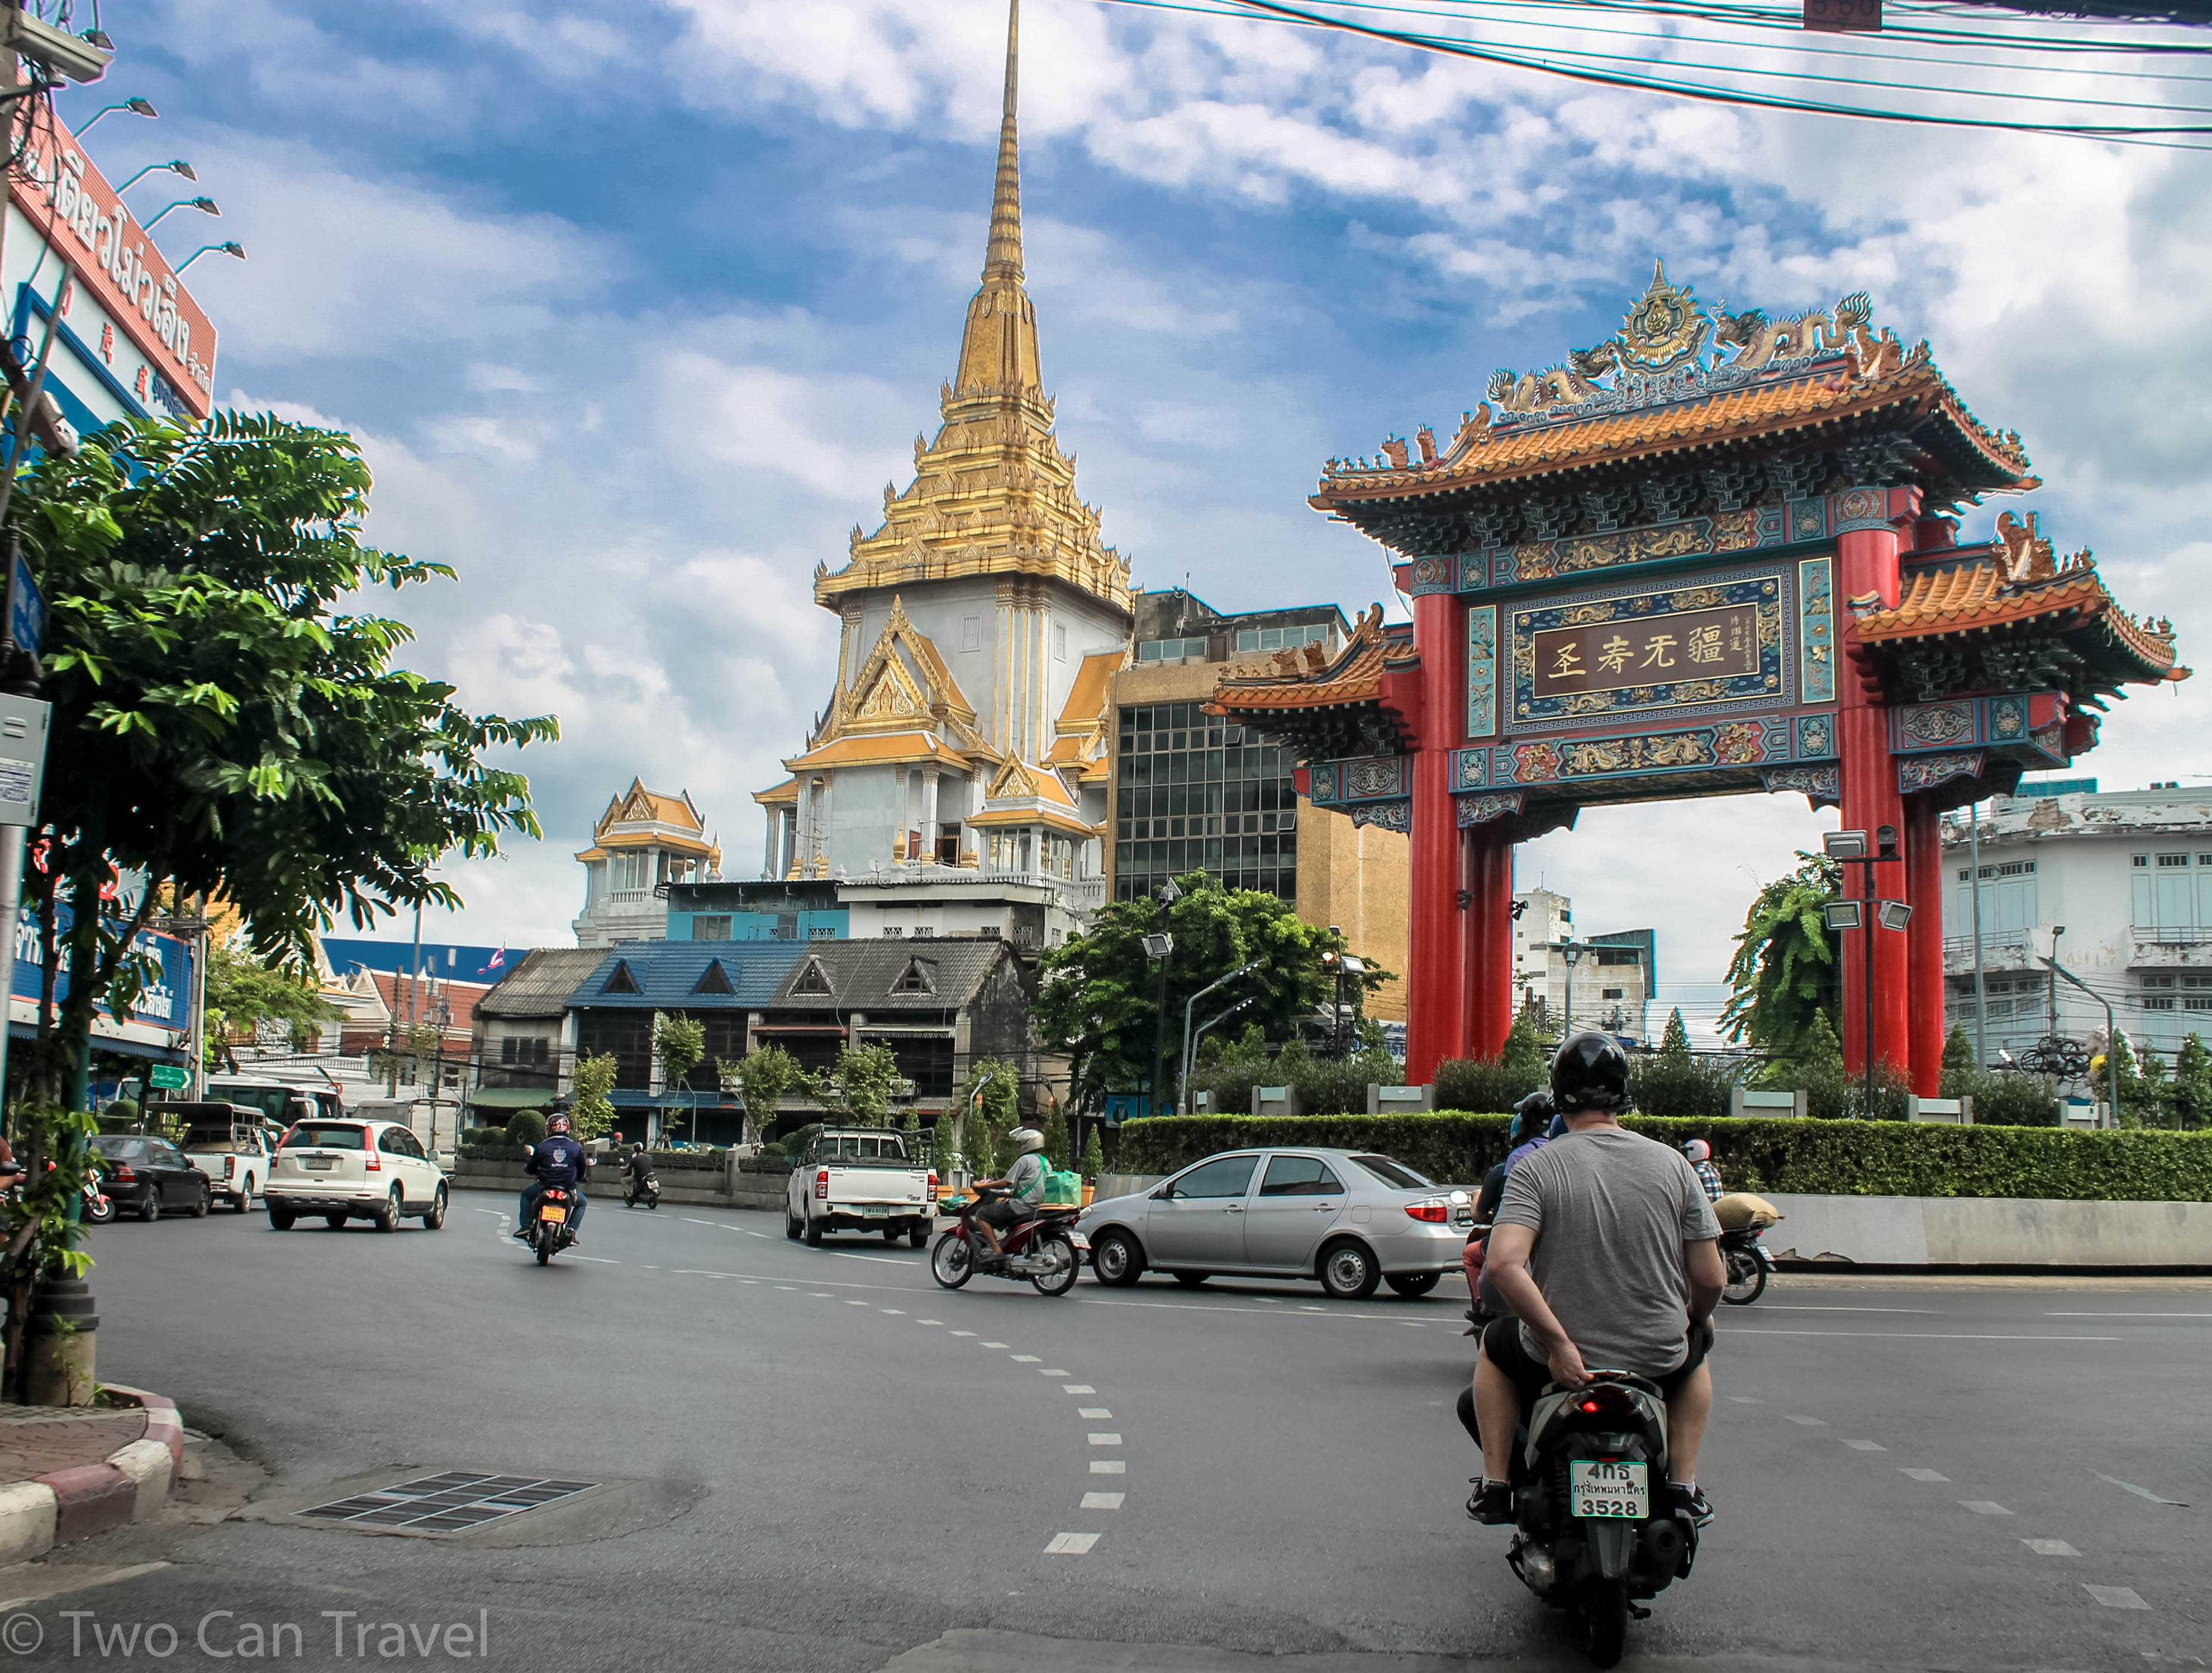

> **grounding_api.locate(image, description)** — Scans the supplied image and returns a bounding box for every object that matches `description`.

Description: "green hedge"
[1112,1113,2212,1203]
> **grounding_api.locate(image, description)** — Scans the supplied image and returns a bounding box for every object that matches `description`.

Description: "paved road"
[2,1196,2203,1671]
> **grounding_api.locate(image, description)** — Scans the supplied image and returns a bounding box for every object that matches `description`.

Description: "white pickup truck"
[176,1103,282,1213]
[785,1127,936,1249]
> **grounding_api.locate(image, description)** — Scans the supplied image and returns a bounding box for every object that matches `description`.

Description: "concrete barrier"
[1764,1193,2212,1268]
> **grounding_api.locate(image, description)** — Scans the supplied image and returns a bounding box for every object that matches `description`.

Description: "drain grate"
[298,1472,597,1534]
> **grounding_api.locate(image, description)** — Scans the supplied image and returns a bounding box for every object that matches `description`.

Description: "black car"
[90,1135,213,1222]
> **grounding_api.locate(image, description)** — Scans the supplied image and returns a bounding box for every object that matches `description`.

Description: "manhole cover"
[297,1472,597,1534]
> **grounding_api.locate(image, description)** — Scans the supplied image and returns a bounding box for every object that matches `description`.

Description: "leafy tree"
[736,1043,813,1143]
[12,413,556,1109]
[2101,1030,2145,1128]
[1081,1122,1106,1182]
[1039,1093,1069,1171]
[1939,1023,1978,1099]
[1033,870,1390,1111]
[2173,1032,2212,1130]
[369,1023,446,1096]
[1659,1007,1691,1061]
[1720,851,1842,1056]
[569,1052,618,1141]
[0,1103,100,1400]
[653,1013,706,1093]
[949,1057,1019,1172]
[825,1041,901,1127]
[2135,1043,2171,1129]
[200,936,344,1068]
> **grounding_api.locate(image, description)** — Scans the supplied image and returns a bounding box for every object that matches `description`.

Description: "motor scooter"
[624,1169,660,1210]
[930,1186,1085,1297]
[527,1185,578,1266]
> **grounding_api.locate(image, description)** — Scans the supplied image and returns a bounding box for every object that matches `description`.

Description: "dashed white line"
[745,1230,772,1238]
[810,1293,834,1298]
[1081,1492,1124,1510]
[882,1309,905,1315]
[1842,1440,1887,1451]
[1089,1461,1125,1475]
[2095,1472,2189,1507]
[1044,1532,1100,1555]
[1078,1408,1112,1419]
[1011,1354,1041,1363]
[917,1319,943,1326]
[1727,1330,2120,1342]
[1726,1396,1761,1405]
[2024,1539,2079,1556]
[981,1341,1011,1349]
[833,1252,910,1265]
[682,1218,720,1227]
[1960,1501,2012,1515]
[1087,1433,1121,1445]
[1785,1416,1827,1427]
[1901,1468,1949,1482]
[568,1255,620,1264]
[951,1331,976,1337]
[1751,1305,1937,1313]
[2083,1584,2150,1609]
[2047,1312,2212,1319]
[1039,1369,1071,1377]
[844,1299,871,1306]
[1062,1384,1095,1394]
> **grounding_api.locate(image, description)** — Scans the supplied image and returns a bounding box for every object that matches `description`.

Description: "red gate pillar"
[1837,510,1908,1081]
[1406,589,1466,1083]
[1463,823,1514,1062]
[1903,794,1945,1096]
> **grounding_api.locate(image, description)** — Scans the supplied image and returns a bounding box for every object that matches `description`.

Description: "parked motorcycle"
[624,1172,661,1210]
[929,1187,1085,1297]
[528,1185,578,1266]
[84,1169,115,1225]
[1500,1366,1700,1668]
[1719,1223,1774,1306]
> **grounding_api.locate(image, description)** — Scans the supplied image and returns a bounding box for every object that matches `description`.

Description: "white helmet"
[1009,1126,1044,1157]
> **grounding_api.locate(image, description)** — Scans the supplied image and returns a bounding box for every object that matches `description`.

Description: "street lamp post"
[1182,957,1261,1097]
[1556,941,1588,1038]
[1821,828,1912,1118]
[2043,955,2121,1127]
[1144,930,1173,1118]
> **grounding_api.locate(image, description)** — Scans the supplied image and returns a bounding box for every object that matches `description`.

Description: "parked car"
[1077,1147,1473,1300]
[265,1118,448,1232]
[90,1134,213,1222]
[175,1103,281,1213]
[785,1125,936,1247]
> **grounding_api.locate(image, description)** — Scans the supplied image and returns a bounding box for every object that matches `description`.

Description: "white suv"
[266,1118,448,1232]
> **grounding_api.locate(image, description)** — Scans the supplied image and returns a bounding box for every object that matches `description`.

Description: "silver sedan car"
[1077,1147,1474,1300]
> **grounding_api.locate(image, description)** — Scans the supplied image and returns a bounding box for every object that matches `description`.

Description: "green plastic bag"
[1042,1168,1081,1206]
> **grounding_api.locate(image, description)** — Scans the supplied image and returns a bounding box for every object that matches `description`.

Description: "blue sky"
[70,1,2212,1025]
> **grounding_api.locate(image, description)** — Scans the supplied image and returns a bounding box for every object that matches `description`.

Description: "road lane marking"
[2047,1312,2212,1319]
[981,1341,1011,1349]
[1843,1440,1887,1451]
[642,1265,661,1270]
[569,1255,619,1263]
[917,1319,943,1325]
[882,1309,905,1315]
[1078,1408,1112,1419]
[1062,1384,1095,1394]
[1011,1354,1041,1363]
[1088,1433,1121,1445]
[951,1331,976,1337]
[1039,1369,1071,1376]
[777,1287,796,1291]
[1785,1416,1827,1427]
[1081,1492,1124,1510]
[746,1230,771,1238]
[845,1299,871,1306]
[1728,1330,2120,1342]
[810,1293,834,1297]
[1090,1461,1125,1474]
[1044,1533,1100,1555]
[2083,1584,2150,1609]
[1751,1305,1937,1313]
[683,1218,720,1227]
[2024,1539,2079,1556]
[1960,1501,2012,1515]
[833,1253,910,1265]
[1726,1397,1761,1404]
[1901,1468,1949,1482]
[2095,1472,2189,1507]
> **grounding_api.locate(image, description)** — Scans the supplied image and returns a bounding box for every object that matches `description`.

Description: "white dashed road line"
[1901,1468,1949,1482]
[1062,1384,1094,1394]
[951,1331,977,1338]
[1045,1533,1101,1555]
[1078,1408,1111,1419]
[2095,1472,2189,1507]
[2083,1584,2150,1609]
[1785,1415,1828,1427]
[1011,1354,1041,1363]
[1090,1461,1125,1475]
[1726,1396,1761,1404]
[1842,1439,1887,1451]
[1039,1368,1070,1376]
[569,1255,620,1264]
[2047,1312,2212,1319]
[1081,1492,1124,1510]
[1726,1330,2121,1342]
[2024,1539,2078,1556]
[981,1341,1011,1349]
[1960,1501,2013,1515]
[1087,1432,1121,1445]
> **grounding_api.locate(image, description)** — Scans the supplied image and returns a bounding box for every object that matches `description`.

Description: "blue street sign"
[7,551,43,658]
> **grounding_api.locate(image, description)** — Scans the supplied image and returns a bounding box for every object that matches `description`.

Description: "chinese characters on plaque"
[1531,603,1760,700]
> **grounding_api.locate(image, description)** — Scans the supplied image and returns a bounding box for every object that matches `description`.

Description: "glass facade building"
[1114,699,1298,901]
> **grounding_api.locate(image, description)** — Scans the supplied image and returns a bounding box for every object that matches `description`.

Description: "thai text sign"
[9,125,216,416]
[1531,603,1758,699]
[11,901,194,1033]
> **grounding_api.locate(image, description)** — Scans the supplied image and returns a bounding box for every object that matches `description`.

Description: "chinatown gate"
[1216,265,2186,1092]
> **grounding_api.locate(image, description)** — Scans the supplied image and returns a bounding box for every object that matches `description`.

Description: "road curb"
[0,1383,185,1561]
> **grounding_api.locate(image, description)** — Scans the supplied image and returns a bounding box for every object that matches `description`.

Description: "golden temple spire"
[952,0,1042,402]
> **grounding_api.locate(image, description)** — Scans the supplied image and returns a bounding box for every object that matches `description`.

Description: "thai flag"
[480,946,507,976]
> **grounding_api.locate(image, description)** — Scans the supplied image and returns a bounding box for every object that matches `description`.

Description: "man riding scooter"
[971,1127,1048,1266]
[515,1112,590,1245]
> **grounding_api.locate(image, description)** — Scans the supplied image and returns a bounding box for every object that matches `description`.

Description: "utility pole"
[1966,798,1989,1066]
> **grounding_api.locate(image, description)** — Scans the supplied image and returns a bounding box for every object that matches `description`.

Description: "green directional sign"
[147,1064,189,1091]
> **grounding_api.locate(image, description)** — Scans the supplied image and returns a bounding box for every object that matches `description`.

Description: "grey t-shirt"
[1006,1151,1047,1205]
[1494,1125,1722,1377]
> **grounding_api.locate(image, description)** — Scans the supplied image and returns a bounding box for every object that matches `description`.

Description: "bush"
[506,1109,547,1148]
[1112,1112,2212,1202]
[1959,1071,2060,1128]
[1629,1055,1747,1120]
[1434,1056,1543,1115]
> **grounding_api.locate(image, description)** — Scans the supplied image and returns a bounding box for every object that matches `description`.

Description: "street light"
[1182,957,1261,1097]
[177,241,246,272]
[1144,927,1173,1118]
[143,196,217,231]
[1556,940,1588,1037]
[71,96,156,134]
[114,159,195,192]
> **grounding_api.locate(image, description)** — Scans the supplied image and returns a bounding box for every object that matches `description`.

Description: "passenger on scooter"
[1681,1139,1724,1203]
[973,1126,1047,1259]
[1467,1032,1725,1529]
[1464,1092,1553,1334]
[515,1112,590,1244]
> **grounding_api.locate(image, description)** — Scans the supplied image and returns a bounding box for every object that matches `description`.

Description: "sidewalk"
[0,1386,183,1562]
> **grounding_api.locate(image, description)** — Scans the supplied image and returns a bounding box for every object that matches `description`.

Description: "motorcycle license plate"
[862,1205,888,1216]
[1569,1460,1647,1519]
[1067,1232,1090,1251]
[540,1207,567,1224]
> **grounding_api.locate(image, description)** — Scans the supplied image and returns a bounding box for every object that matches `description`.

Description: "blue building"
[662,880,847,944]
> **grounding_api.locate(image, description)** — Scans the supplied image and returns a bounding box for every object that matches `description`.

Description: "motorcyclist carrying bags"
[1468,1032,1726,1529]
[971,1126,1048,1262]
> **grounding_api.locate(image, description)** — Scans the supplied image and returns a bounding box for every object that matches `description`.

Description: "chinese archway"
[1216,263,2186,1092]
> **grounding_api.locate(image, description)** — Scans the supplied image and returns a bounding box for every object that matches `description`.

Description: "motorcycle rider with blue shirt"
[514,1112,590,1244]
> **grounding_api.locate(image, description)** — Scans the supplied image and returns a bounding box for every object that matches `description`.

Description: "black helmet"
[1508,1089,1553,1144]
[1550,1031,1629,1114]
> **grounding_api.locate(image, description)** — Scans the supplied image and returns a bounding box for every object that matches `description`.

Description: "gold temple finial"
[984,0,1022,284]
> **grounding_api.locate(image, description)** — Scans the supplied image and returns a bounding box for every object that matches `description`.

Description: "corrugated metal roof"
[475,949,609,1018]
[764,938,1017,1013]
[568,942,810,1010]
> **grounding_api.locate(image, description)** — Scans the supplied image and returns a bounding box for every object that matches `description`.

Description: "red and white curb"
[0,1385,183,1564]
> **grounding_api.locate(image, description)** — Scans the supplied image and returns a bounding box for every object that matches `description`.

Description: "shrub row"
[1111,1112,2212,1203]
